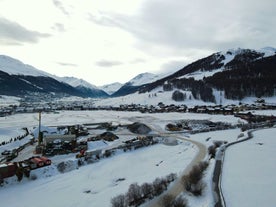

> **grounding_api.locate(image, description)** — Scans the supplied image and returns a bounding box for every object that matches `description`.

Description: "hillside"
[99,82,123,95]
[1,47,276,103]
[57,77,109,98]
[0,55,108,98]
[0,70,82,97]
[138,48,276,102]
[111,72,163,97]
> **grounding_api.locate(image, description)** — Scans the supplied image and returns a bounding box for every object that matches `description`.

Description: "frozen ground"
[0,127,26,143]
[0,95,20,107]
[222,127,276,207]
[0,110,275,207]
[0,139,196,207]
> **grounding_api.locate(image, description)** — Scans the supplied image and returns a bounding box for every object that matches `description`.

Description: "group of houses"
[1,97,276,117]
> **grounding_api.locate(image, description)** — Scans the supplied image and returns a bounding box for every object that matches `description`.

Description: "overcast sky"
[0,0,275,86]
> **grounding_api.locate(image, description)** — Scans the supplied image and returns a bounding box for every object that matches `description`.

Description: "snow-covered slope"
[0,55,109,98]
[57,76,98,89]
[56,76,109,97]
[0,55,51,77]
[111,72,165,97]
[99,82,123,95]
[182,47,276,80]
[128,72,161,86]
[102,47,276,105]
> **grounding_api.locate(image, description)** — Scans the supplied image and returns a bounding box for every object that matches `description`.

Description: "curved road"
[213,129,263,207]
[144,132,207,207]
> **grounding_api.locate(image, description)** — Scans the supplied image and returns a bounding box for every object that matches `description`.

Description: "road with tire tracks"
[143,130,207,207]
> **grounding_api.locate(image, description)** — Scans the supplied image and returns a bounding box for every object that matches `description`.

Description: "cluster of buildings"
[1,98,276,118]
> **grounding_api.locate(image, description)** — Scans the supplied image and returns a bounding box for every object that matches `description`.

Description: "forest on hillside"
[205,55,276,100]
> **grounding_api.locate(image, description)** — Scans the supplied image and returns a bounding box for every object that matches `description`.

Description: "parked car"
[1,150,11,155]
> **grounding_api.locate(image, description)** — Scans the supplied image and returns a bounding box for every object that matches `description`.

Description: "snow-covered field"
[222,128,276,207]
[0,127,26,143]
[0,95,20,107]
[0,141,197,207]
[0,110,275,207]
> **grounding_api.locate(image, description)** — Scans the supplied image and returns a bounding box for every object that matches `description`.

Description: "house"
[43,134,76,145]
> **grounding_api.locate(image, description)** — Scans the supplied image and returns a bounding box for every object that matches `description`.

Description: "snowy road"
[143,133,207,207]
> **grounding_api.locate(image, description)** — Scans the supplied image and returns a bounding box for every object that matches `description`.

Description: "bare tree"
[173,196,188,207]
[166,173,177,183]
[162,194,174,207]
[126,183,142,206]
[153,178,166,196]
[141,182,154,199]
[111,194,126,207]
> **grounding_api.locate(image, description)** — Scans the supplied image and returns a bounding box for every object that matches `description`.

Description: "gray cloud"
[129,58,146,64]
[56,62,78,67]
[52,23,66,32]
[161,60,188,74]
[88,13,118,27]
[89,0,276,54]
[52,0,70,16]
[95,60,123,67]
[0,17,51,45]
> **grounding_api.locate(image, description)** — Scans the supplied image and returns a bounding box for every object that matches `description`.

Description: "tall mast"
[38,111,42,144]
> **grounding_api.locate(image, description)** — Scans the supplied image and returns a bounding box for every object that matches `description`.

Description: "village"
[1,101,276,185]
[0,104,276,207]
[0,116,165,184]
[1,96,276,117]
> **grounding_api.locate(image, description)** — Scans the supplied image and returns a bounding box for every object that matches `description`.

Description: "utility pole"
[38,111,43,144]
[220,91,222,105]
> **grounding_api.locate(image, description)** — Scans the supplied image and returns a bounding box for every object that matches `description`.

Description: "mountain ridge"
[0,55,108,98]
[1,47,276,103]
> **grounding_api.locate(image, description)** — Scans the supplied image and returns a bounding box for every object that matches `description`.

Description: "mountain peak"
[128,72,160,86]
[99,82,123,95]
[58,76,97,89]
[0,55,50,77]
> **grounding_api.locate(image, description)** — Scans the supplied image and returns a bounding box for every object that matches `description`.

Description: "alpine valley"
[1,47,276,105]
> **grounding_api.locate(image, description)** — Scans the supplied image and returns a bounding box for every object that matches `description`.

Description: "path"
[144,133,207,207]
[213,129,256,207]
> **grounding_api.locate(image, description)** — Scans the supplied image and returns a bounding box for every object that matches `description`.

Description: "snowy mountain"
[99,82,123,95]
[138,47,276,102]
[57,76,109,98]
[128,72,161,86]
[96,47,276,106]
[112,72,163,97]
[0,55,51,77]
[180,47,276,80]
[1,47,276,102]
[57,76,98,88]
[0,55,108,98]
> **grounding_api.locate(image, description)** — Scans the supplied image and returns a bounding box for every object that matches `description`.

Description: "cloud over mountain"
[0,17,50,45]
